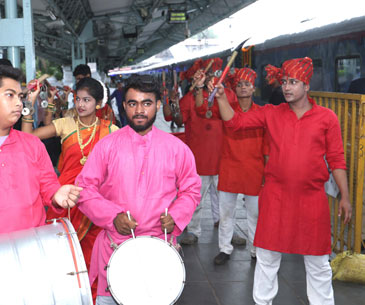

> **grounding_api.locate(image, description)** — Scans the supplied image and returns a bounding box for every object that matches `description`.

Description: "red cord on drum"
[59,218,82,288]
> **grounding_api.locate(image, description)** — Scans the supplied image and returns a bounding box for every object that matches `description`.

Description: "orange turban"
[265,64,281,85]
[231,67,256,90]
[280,57,313,85]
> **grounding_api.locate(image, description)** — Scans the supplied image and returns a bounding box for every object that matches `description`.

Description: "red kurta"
[196,100,268,195]
[225,98,346,255]
[179,91,224,176]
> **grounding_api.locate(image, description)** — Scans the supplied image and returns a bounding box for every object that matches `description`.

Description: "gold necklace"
[77,116,98,130]
[76,117,98,165]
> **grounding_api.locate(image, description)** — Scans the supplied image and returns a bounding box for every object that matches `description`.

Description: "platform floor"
[175,195,365,305]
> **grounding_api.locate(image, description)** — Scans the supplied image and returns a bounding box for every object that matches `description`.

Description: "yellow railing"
[309,91,365,253]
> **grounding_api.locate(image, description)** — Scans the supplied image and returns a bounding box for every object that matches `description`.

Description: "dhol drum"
[107,236,185,305]
[0,218,92,305]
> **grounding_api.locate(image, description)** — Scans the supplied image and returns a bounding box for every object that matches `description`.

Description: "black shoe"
[231,235,246,246]
[214,252,230,265]
[180,233,198,245]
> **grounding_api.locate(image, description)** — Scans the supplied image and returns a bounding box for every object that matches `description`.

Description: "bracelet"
[22,117,34,123]
[46,103,56,113]
[195,84,204,89]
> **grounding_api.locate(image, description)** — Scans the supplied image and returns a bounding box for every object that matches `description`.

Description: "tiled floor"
[176,195,365,305]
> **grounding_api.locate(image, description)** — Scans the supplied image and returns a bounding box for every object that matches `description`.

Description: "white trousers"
[253,247,334,305]
[187,175,219,237]
[218,191,258,255]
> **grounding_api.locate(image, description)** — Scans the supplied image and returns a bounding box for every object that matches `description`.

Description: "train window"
[311,59,323,91]
[335,56,361,92]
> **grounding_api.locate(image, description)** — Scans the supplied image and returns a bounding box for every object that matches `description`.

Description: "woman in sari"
[22,77,119,302]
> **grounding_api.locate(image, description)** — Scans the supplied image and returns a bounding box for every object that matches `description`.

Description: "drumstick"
[23,74,51,94]
[126,211,136,239]
[189,59,214,91]
[164,208,168,243]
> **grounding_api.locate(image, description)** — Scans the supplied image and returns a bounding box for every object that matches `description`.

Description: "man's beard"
[126,113,157,133]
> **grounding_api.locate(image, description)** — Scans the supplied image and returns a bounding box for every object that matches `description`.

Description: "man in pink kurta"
[76,74,201,304]
[0,65,82,234]
[209,58,352,305]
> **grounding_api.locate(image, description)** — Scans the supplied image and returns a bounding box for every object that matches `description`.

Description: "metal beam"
[133,0,256,63]
[121,0,166,65]
[35,30,73,43]
[44,0,79,37]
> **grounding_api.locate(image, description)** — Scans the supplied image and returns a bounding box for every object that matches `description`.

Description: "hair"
[0,59,13,67]
[73,64,91,77]
[125,74,161,101]
[76,77,104,102]
[0,65,23,87]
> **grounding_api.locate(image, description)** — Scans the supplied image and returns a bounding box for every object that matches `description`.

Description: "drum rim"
[107,235,186,305]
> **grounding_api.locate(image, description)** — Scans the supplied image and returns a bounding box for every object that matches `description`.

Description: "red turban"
[231,67,256,90]
[265,64,281,85]
[203,58,223,72]
[225,68,238,90]
[280,57,313,85]
[181,58,204,81]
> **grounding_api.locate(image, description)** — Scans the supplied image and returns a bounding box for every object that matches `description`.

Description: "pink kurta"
[0,129,61,233]
[225,98,346,255]
[76,125,201,296]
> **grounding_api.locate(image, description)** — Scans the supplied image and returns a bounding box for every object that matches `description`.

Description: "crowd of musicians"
[0,55,352,305]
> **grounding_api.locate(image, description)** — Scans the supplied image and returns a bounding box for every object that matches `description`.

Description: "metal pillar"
[71,41,86,71]
[5,0,20,67]
[0,0,36,82]
[23,0,36,83]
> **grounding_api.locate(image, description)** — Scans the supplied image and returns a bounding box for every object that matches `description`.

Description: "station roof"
[8,0,256,71]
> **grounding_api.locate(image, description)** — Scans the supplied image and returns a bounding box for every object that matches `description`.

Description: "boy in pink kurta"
[0,65,82,234]
[76,74,201,303]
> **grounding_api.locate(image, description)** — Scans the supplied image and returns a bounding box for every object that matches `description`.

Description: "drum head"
[107,236,185,305]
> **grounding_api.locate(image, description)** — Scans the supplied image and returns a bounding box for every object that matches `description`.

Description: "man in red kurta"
[170,59,224,244]
[194,68,268,265]
[210,57,352,305]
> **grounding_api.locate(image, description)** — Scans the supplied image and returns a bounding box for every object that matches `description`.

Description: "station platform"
[153,107,365,305]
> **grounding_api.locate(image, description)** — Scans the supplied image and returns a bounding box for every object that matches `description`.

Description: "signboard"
[168,10,187,23]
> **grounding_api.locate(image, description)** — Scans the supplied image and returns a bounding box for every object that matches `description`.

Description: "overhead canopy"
[109,0,365,75]
[5,0,256,71]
